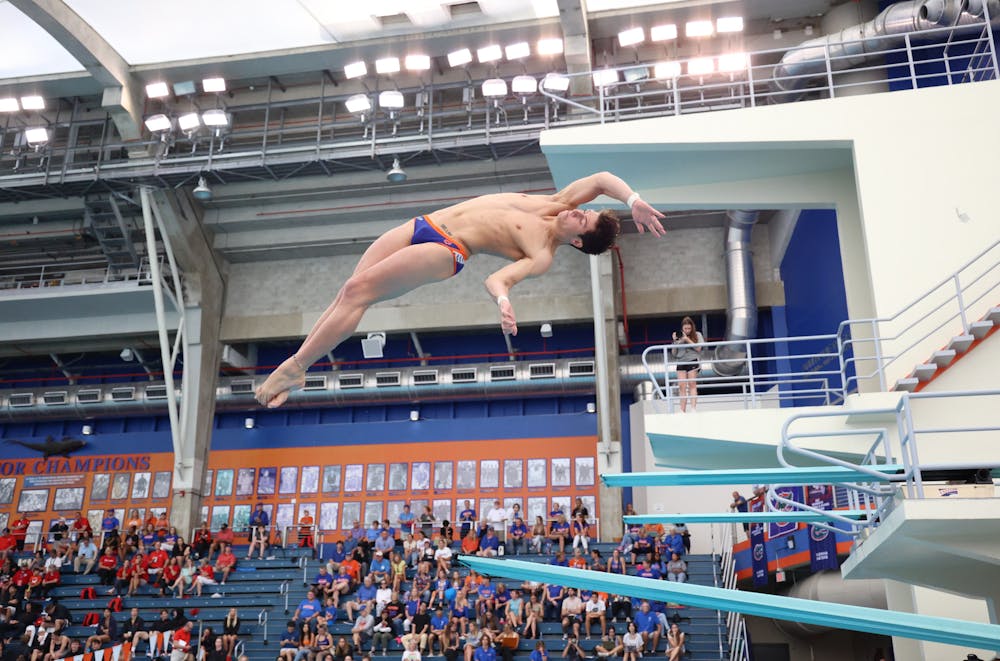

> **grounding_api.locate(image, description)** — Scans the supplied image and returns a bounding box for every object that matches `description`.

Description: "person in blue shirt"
[370,550,392,584]
[366,520,382,542]
[473,637,497,661]
[529,640,549,661]
[478,528,501,557]
[293,590,323,631]
[381,520,398,539]
[635,559,661,581]
[248,503,270,560]
[543,583,564,622]
[662,528,685,557]
[101,509,120,532]
[326,541,347,573]
[399,505,415,536]
[549,551,568,568]
[477,580,497,614]
[346,521,365,552]
[430,606,450,654]
[633,601,660,652]
[278,621,300,661]
[548,515,571,553]
[345,575,378,621]
[508,517,528,556]
[459,501,477,538]
[312,566,334,599]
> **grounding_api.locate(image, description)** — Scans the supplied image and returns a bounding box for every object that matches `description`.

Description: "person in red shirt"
[96,547,119,589]
[41,565,60,597]
[72,511,93,537]
[160,557,181,597]
[11,515,30,552]
[0,528,16,562]
[171,620,194,661]
[208,524,234,561]
[25,567,43,599]
[12,562,32,592]
[191,559,218,597]
[146,542,169,578]
[214,544,237,584]
[127,555,149,597]
[193,523,212,559]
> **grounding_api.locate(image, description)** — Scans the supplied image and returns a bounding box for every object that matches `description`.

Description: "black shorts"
[676,362,699,373]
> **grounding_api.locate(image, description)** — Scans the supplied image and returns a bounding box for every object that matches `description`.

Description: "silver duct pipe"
[0,355,671,422]
[773,572,888,637]
[772,0,997,96]
[714,210,760,377]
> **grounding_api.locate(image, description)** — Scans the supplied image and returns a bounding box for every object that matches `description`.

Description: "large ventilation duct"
[0,355,674,422]
[713,210,759,377]
[772,0,998,97]
[773,572,888,637]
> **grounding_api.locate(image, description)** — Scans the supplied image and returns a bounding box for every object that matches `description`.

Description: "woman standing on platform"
[671,316,705,412]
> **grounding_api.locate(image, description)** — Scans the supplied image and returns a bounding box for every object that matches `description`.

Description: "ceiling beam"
[557,0,593,95]
[8,0,144,145]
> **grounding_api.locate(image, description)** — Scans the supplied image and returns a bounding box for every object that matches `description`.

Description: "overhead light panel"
[477,44,503,63]
[178,112,201,132]
[448,48,473,67]
[592,69,619,88]
[511,75,537,94]
[345,93,371,114]
[20,95,45,110]
[686,20,714,37]
[202,109,230,127]
[505,42,530,60]
[344,61,368,79]
[541,73,570,92]
[718,52,749,72]
[624,66,649,83]
[379,90,405,109]
[482,78,508,98]
[537,38,564,55]
[375,57,401,74]
[172,81,196,96]
[651,24,678,41]
[654,61,682,79]
[717,16,745,33]
[25,127,49,145]
[405,54,431,71]
[144,114,172,132]
[688,57,716,76]
[0,98,19,112]
[202,77,227,93]
[618,27,645,47]
[145,81,170,98]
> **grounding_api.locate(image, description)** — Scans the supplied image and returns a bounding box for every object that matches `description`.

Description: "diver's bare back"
[430,192,571,260]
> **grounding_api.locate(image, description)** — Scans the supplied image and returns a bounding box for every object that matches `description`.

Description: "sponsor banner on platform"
[807,484,840,572]
[749,496,769,587]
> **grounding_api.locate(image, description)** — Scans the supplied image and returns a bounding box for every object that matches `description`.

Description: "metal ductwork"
[772,0,998,97]
[0,355,671,422]
[713,210,759,377]
[773,572,888,637]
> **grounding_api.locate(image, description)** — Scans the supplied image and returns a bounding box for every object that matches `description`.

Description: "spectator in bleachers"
[633,602,660,653]
[312,623,334,660]
[635,558,661,581]
[665,553,687,583]
[0,528,15,563]
[662,528,685,558]
[294,589,324,632]
[621,622,642,661]
[192,521,212,560]
[671,316,704,412]
[96,547,118,589]
[101,509,119,535]
[376,579,394,617]
[169,557,195,598]
[279,621,301,661]
[125,554,149,597]
[121,607,149,653]
[291,622,315,661]
[332,636,355,661]
[450,590,471,636]
[74,533,98,574]
[370,551,392,586]
[588,549,604,572]
[374,531,395,558]
[473,635,497,661]
[172,536,191,560]
[155,511,169,534]
[434,539,453,572]
[484,500,507,530]
[398,505,416,537]
[346,521,365,553]
[11,514,29,552]
[478,528,500,558]
[299,510,316,549]
[584,592,607,639]
[139,524,158,552]
[401,637,422,661]
[593,631,623,659]
[248,504,270,560]
[371,610,395,655]
[522,593,543,639]
[118,525,138,560]
[313,565,334,600]
[124,510,141,531]
[71,511,92,538]
[352,605,375,651]
[200,626,218,660]
[549,551,568,569]
[190,559,219,597]
[345,576,378,622]
[146,541,169,580]
[665,622,686,661]
[430,606,451,654]
[215,543,237,584]
[567,549,587,570]
[494,623,518,661]
[162,527,180,553]
[327,540,348,574]
[209,525,235,562]
[440,519,454,542]
[560,588,584,640]
[419,507,436,540]
[458,501,477,539]
[170,620,194,661]
[507,517,527,556]
[460,531,479,555]
[221,607,241,657]
[328,565,353,609]
[85,608,118,650]
[547,515,570,554]
[543,583,564,622]
[386,552,405,594]
[476,578,497,616]
[570,514,589,553]
[529,517,546,555]
[343,549,364,585]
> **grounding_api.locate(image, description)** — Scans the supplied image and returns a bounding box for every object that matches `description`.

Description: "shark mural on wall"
[5,436,87,459]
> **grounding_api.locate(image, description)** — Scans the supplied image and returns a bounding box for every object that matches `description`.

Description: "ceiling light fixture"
[537,38,564,55]
[718,52,749,72]
[717,16,745,33]
[650,24,678,41]
[511,75,537,94]
[193,176,213,201]
[448,48,473,67]
[178,112,201,133]
[688,57,716,76]
[375,57,401,74]
[386,158,407,183]
[144,114,172,132]
[0,98,19,112]
[618,27,645,47]
[145,82,170,98]
[25,127,49,145]
[505,42,531,60]
[482,78,508,98]
[172,81,196,96]
[202,77,227,93]
[345,93,371,114]
[405,54,431,71]
[20,95,45,110]
[654,61,682,79]
[686,20,714,38]
[202,109,231,127]
[624,66,649,83]
[477,44,503,63]
[244,417,255,430]
[592,69,619,88]
[378,90,405,109]
[541,73,570,92]
[344,61,368,79]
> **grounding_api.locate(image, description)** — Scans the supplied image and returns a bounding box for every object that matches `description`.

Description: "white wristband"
[497,295,510,306]
[626,192,641,208]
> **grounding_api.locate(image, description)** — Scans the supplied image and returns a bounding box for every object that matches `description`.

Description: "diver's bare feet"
[255,356,306,408]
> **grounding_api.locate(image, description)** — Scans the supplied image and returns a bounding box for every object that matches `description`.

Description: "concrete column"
[153,190,226,536]
[822,0,890,98]
[592,251,623,541]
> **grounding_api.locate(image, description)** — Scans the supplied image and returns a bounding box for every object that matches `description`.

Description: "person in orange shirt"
[155,511,170,535]
[214,544,237,584]
[146,511,159,529]
[568,549,588,570]
[461,531,479,555]
[298,510,315,549]
[11,514,30,552]
[0,528,16,562]
[126,509,143,531]
[340,553,361,586]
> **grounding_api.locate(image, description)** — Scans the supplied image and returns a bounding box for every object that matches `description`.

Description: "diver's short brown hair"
[577,210,620,255]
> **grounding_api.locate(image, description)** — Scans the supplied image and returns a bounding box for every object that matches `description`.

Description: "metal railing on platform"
[711,521,751,661]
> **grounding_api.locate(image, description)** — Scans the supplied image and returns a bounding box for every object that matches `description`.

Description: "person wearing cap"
[369,550,391,585]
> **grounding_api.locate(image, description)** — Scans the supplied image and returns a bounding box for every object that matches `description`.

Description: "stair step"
[970,319,994,339]
[987,307,1000,324]
[946,334,975,353]
[913,363,937,381]
[893,377,919,392]
[930,349,957,367]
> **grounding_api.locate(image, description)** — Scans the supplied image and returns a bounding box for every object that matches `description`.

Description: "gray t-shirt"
[671,332,705,364]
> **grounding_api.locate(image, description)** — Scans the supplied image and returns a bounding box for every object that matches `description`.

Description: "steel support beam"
[591,252,622,540]
[556,0,593,95]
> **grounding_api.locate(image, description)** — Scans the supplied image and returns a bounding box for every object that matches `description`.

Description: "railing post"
[953,273,970,334]
[745,340,757,408]
[983,0,1000,80]
[904,33,918,89]
[824,42,836,98]
[872,320,886,392]
[747,58,756,107]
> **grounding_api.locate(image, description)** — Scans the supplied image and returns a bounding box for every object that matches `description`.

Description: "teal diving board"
[624,510,870,525]
[602,464,904,487]
[459,556,1000,650]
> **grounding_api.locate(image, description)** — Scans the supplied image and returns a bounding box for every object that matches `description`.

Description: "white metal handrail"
[0,255,159,292]
[711,521,751,661]
[257,608,268,645]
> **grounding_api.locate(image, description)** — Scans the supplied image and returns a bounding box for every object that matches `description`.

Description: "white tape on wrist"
[497,295,510,306]
[626,192,641,208]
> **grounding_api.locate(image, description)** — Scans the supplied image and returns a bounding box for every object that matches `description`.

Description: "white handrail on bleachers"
[256,608,268,646]
[711,521,751,661]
